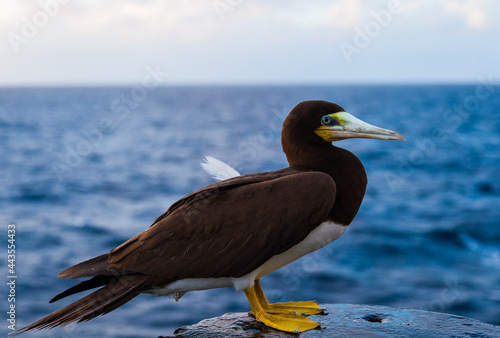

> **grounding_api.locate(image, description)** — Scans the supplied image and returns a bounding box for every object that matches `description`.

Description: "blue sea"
[1,85,499,337]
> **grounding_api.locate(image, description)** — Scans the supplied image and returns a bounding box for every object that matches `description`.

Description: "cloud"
[326,0,362,28]
[442,0,491,30]
[66,1,220,43]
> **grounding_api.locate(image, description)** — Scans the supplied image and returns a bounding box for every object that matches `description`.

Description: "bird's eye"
[321,115,336,126]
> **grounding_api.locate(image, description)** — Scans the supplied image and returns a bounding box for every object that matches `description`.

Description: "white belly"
[147,221,347,296]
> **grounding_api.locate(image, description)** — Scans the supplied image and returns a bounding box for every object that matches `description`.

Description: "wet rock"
[161,304,500,337]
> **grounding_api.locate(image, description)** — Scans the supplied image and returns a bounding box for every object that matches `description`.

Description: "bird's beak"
[315,112,405,142]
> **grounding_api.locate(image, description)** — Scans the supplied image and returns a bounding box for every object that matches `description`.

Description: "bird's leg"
[244,284,320,333]
[252,278,325,316]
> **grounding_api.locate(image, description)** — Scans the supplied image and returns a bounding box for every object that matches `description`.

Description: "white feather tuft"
[200,156,241,181]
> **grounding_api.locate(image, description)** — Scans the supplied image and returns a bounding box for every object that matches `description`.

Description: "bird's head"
[283,100,405,146]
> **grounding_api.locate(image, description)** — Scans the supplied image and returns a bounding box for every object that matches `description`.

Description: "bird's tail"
[13,275,149,335]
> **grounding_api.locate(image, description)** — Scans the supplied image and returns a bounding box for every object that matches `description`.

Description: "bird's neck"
[285,142,367,225]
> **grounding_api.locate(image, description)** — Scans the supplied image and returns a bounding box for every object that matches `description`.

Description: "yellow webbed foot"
[245,279,322,333]
[254,311,320,333]
[262,300,325,316]
[250,279,325,316]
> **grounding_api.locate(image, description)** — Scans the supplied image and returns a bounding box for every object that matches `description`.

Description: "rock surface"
[162,304,499,337]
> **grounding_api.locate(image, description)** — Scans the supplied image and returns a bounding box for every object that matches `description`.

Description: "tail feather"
[58,254,111,279]
[50,275,112,303]
[14,275,149,334]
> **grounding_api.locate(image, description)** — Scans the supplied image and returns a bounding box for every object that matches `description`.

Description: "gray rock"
[161,304,500,338]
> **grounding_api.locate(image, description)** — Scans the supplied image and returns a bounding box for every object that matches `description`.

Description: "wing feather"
[200,156,241,181]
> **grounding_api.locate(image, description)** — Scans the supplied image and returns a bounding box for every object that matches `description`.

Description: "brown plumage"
[16,100,402,334]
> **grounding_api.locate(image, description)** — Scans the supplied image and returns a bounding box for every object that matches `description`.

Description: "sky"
[1,0,499,86]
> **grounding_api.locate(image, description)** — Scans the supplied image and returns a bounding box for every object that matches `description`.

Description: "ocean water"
[1,85,499,337]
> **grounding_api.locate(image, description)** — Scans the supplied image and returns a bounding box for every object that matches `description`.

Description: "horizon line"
[0,81,497,88]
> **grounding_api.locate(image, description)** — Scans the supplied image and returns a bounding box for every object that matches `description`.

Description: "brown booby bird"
[17,100,404,334]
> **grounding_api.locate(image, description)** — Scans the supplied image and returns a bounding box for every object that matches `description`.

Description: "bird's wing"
[108,170,336,280]
[151,168,298,226]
